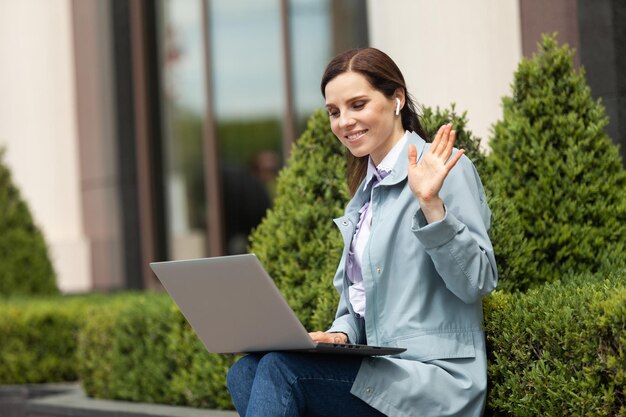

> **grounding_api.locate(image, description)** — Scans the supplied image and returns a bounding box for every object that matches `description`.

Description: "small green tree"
[485,34,626,292]
[249,109,349,331]
[0,148,57,296]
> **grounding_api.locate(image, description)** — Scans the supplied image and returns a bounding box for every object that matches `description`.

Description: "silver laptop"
[149,254,405,356]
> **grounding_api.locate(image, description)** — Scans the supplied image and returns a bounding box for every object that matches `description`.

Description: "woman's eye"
[328,110,339,118]
[353,102,365,110]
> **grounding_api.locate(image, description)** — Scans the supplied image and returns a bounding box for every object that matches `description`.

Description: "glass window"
[152,0,368,260]
[289,0,332,135]
[289,0,369,135]
[210,0,284,254]
[157,0,208,260]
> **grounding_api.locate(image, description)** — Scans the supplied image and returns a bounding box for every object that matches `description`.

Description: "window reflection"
[289,0,332,135]
[210,0,284,254]
[158,0,208,260]
[154,0,368,259]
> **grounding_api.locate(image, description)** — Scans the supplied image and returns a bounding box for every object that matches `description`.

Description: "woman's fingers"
[443,128,456,158]
[430,124,446,153]
[414,124,462,172]
[446,149,465,172]
[308,331,347,344]
[431,123,453,156]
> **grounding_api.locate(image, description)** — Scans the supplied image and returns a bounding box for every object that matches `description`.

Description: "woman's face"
[324,71,404,165]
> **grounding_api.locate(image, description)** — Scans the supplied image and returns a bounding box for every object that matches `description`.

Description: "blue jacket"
[327,131,498,416]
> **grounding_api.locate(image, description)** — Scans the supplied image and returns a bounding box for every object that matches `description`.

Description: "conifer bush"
[249,109,349,331]
[485,34,626,292]
[0,148,57,296]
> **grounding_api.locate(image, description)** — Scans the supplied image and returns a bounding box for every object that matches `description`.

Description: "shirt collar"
[363,131,410,191]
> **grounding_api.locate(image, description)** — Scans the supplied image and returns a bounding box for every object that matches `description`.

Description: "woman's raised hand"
[407,123,464,223]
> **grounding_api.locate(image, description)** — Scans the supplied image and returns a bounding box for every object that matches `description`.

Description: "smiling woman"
[226,47,498,417]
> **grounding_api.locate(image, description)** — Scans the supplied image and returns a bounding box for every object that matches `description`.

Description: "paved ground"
[27,384,239,417]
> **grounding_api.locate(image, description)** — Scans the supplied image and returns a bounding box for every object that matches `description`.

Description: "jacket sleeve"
[411,155,498,304]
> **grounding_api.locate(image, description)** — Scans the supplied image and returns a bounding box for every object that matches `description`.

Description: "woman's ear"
[393,88,405,115]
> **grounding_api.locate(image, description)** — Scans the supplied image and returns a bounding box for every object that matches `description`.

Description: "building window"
[152,0,368,260]
[157,0,209,259]
[210,0,284,254]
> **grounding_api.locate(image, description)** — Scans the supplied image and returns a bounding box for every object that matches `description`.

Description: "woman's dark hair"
[321,48,427,195]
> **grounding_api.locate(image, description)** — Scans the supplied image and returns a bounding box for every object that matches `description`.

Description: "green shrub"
[165,306,236,409]
[248,109,349,331]
[0,294,112,384]
[93,295,174,402]
[77,292,236,409]
[0,148,57,296]
[76,296,122,398]
[484,268,626,416]
[485,34,626,292]
[78,293,170,402]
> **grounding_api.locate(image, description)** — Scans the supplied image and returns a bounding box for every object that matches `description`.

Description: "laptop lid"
[149,254,404,356]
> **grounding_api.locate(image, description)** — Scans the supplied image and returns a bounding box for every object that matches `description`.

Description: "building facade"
[0,0,623,292]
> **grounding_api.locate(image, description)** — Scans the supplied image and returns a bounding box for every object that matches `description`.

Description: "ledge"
[1,384,238,417]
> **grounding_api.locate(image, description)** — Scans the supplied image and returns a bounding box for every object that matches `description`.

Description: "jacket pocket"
[388,330,476,362]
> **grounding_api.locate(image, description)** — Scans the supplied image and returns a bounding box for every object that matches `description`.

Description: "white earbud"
[395,98,401,116]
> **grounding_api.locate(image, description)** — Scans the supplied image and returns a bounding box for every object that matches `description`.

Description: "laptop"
[149,254,405,356]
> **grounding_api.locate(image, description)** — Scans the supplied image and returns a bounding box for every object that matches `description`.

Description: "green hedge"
[77,271,623,415]
[3,272,623,414]
[0,294,116,384]
[485,269,626,416]
[76,292,236,409]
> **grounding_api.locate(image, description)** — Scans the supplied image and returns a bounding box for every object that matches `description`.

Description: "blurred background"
[0,0,623,293]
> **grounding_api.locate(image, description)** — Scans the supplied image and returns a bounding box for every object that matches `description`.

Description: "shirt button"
[366,387,373,395]
[342,221,348,226]
[376,266,382,274]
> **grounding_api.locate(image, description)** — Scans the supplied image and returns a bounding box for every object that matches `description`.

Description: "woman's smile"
[345,129,368,142]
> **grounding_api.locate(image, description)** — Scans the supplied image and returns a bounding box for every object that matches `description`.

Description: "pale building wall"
[0,0,91,292]
[366,0,523,147]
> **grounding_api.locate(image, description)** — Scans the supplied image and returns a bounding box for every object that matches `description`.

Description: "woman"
[227,47,497,417]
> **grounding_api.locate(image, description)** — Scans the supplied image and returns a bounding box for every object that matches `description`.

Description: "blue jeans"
[226,352,387,417]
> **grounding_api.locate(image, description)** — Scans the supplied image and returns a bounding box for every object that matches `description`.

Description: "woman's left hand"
[408,123,464,223]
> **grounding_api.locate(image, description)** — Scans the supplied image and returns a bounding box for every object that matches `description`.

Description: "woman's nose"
[338,112,355,129]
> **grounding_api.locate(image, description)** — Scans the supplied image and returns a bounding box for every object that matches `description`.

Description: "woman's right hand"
[308,331,348,344]
[407,123,464,223]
